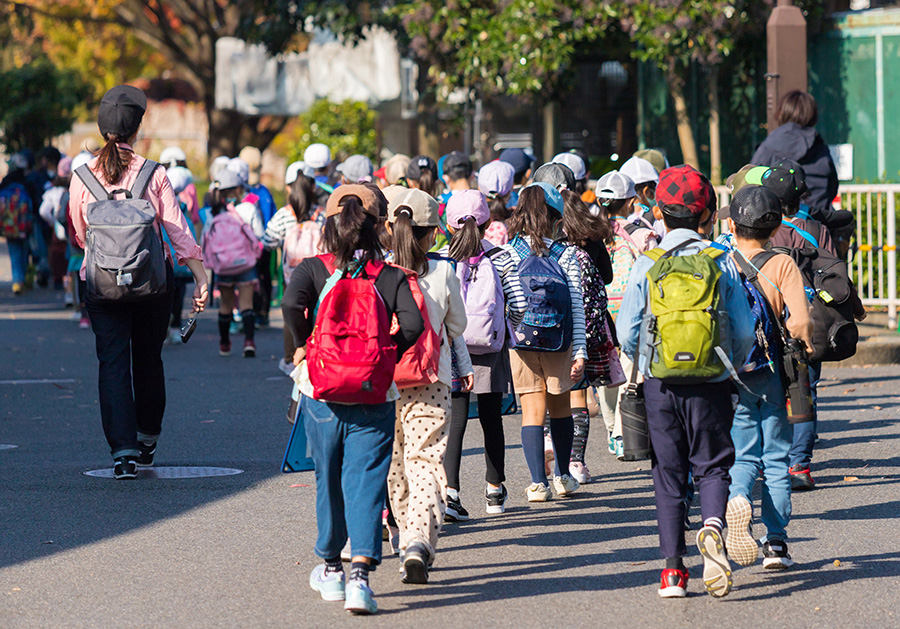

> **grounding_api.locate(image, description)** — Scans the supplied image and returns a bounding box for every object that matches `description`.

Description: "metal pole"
[887,192,897,329]
[766,0,808,133]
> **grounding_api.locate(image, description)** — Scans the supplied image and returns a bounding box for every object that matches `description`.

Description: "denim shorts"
[215,267,258,286]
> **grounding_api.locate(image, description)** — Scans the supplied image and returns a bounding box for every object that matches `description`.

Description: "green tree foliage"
[0,59,91,151]
[272,100,378,164]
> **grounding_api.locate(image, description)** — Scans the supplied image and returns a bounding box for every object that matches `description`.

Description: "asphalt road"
[1,274,898,628]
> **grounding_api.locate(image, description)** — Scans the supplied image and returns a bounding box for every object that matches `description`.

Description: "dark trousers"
[644,378,735,558]
[253,249,273,317]
[445,392,506,489]
[86,266,174,459]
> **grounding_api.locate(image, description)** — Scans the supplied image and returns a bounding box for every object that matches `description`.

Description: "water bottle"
[620,382,652,460]
[783,338,814,424]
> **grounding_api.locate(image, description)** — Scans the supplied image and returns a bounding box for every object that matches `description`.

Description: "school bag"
[509,236,573,352]
[391,265,441,389]
[643,240,729,383]
[772,230,858,362]
[0,182,32,240]
[456,247,506,354]
[282,220,323,283]
[306,254,397,404]
[733,250,784,374]
[74,160,168,303]
[202,208,261,275]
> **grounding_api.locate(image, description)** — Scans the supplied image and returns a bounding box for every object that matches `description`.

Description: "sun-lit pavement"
[1,274,898,628]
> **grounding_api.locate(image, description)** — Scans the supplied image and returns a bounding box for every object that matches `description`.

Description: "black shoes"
[136,441,156,467]
[444,494,470,522]
[113,457,137,480]
[401,543,430,584]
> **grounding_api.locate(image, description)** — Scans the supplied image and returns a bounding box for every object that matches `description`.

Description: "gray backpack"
[75,160,168,303]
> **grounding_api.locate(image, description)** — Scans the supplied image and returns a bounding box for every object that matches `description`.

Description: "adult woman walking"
[69,85,208,479]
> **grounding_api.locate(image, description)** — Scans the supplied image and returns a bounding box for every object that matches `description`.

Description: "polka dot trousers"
[387,382,451,558]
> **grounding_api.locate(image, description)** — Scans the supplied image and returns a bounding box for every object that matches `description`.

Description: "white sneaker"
[725,495,759,567]
[526,482,552,502]
[278,358,294,376]
[553,474,580,497]
[697,526,733,598]
[340,540,352,562]
[569,461,591,484]
[309,564,345,602]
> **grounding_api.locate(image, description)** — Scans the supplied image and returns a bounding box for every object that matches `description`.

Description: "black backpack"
[771,226,859,362]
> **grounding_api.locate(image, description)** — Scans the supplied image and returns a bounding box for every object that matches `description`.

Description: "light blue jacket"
[615,228,755,383]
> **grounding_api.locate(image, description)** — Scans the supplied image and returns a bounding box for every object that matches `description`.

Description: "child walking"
[202,170,263,357]
[440,190,513,519]
[495,183,587,502]
[383,187,473,584]
[282,185,424,614]
[616,165,755,599]
[718,185,813,571]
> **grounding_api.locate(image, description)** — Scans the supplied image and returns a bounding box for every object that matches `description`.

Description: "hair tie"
[397,207,412,217]
[486,192,499,200]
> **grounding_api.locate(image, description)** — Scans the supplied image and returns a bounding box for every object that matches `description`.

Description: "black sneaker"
[789,464,816,491]
[136,441,156,467]
[444,494,469,522]
[401,543,429,584]
[485,485,508,515]
[113,457,137,480]
[762,540,794,570]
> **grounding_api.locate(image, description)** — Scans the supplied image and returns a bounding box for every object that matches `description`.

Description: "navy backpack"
[510,236,573,352]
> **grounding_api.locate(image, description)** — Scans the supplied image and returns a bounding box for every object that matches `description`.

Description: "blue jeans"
[7,238,29,284]
[303,395,395,565]
[789,360,821,469]
[729,370,792,542]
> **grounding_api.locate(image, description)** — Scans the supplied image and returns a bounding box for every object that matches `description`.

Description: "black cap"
[97,85,147,139]
[729,185,782,229]
[443,151,472,179]
[498,148,534,175]
[407,155,438,181]
[761,159,808,206]
[533,162,575,191]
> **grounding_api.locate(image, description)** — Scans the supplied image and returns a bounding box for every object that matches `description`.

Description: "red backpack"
[391,265,441,389]
[306,254,397,404]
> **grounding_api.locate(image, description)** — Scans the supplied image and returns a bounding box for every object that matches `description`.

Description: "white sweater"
[418,258,473,386]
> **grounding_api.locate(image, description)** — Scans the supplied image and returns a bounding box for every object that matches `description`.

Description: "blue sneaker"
[309,564,345,601]
[344,579,377,615]
[607,432,616,455]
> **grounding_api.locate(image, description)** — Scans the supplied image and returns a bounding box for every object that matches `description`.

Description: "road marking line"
[0,379,77,385]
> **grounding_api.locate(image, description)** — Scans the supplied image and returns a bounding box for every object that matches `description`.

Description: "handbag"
[619,356,652,461]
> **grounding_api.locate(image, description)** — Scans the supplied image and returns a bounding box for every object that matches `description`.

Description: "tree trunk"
[416,60,441,158]
[204,94,289,160]
[542,101,558,162]
[707,65,722,184]
[667,72,699,168]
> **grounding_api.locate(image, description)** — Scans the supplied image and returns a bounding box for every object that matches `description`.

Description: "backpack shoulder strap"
[781,218,819,248]
[510,235,531,260]
[701,242,728,261]
[131,160,159,200]
[548,240,568,262]
[484,246,503,259]
[645,238,699,263]
[644,247,665,263]
[74,165,109,202]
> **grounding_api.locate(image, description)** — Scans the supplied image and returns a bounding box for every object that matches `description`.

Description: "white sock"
[486,485,502,495]
[447,488,459,501]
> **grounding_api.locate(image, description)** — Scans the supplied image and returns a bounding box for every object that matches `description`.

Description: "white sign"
[829,144,854,181]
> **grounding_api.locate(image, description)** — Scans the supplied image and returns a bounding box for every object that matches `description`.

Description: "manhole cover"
[0,444,18,451]
[84,466,244,479]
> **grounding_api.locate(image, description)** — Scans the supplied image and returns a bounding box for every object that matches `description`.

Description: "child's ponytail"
[448,216,485,262]
[390,208,430,276]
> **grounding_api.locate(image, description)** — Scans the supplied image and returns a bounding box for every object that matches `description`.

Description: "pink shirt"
[69,145,202,278]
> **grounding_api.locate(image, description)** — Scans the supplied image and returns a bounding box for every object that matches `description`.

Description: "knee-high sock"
[571,407,590,464]
[521,425,547,485]
[551,416,575,477]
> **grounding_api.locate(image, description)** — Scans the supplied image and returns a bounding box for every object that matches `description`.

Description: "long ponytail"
[96,133,133,185]
[448,216,485,262]
[390,208,431,276]
[288,174,317,222]
[322,196,383,269]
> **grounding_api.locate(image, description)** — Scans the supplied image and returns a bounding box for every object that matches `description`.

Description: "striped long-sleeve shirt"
[261,206,299,250]
[494,236,587,361]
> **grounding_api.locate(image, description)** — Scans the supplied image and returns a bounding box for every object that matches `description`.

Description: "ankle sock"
[217,313,231,344]
[349,561,369,583]
[486,484,502,495]
[571,408,589,464]
[521,425,548,485]
[240,309,255,341]
[665,557,685,571]
[550,416,574,477]
[324,557,343,574]
[704,517,724,532]
[447,487,459,501]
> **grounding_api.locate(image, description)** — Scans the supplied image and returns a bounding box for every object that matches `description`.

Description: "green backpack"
[644,240,728,383]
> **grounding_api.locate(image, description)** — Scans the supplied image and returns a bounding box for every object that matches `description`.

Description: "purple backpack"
[457,247,506,355]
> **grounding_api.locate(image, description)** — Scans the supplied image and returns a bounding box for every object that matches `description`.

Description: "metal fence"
[715,184,900,329]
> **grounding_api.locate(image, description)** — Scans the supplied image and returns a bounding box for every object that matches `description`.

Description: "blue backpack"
[510,236,573,352]
[734,251,783,374]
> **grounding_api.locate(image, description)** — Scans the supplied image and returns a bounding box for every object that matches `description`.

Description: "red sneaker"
[789,464,816,491]
[219,341,232,357]
[243,339,256,358]
[658,568,689,598]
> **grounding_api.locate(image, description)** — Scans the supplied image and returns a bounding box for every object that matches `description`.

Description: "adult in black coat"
[751,90,854,253]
